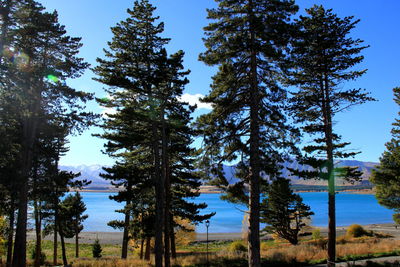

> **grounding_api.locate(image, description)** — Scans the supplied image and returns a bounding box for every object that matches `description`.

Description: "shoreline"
[28,223,397,245]
[73,187,375,195]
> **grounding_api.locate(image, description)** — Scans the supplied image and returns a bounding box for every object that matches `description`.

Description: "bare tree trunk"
[153,112,164,267]
[163,122,170,267]
[12,118,37,267]
[322,74,335,267]
[140,238,145,260]
[60,231,68,266]
[33,200,42,267]
[75,226,79,258]
[6,200,14,267]
[53,198,59,266]
[145,237,151,261]
[121,200,131,259]
[247,1,261,266]
[170,221,176,259]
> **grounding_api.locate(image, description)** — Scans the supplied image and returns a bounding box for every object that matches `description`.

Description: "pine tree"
[94,2,211,266]
[64,192,88,258]
[93,1,169,264]
[197,1,298,266]
[92,239,102,259]
[0,1,94,265]
[287,5,372,266]
[260,178,313,245]
[371,87,400,225]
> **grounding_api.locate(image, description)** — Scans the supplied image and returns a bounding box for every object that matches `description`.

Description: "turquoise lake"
[79,192,394,233]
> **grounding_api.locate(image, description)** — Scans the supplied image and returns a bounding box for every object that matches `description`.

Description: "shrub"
[30,248,46,265]
[0,216,6,258]
[312,229,322,240]
[229,241,247,253]
[92,239,102,258]
[346,224,369,238]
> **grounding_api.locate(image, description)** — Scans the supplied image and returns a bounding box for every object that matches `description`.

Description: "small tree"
[92,239,102,259]
[260,178,314,245]
[62,192,88,258]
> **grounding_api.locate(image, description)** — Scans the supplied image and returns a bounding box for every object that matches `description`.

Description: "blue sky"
[36,0,400,166]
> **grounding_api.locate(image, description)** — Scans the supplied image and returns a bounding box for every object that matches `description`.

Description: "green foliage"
[94,1,212,262]
[228,241,247,253]
[312,229,322,240]
[92,239,102,258]
[0,216,6,257]
[261,178,314,245]
[30,247,46,265]
[346,224,370,238]
[393,213,400,225]
[287,5,372,182]
[371,88,400,219]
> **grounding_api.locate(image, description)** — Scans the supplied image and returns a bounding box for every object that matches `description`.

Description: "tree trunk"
[6,200,14,267]
[34,200,42,267]
[60,231,68,266]
[121,202,130,259]
[322,73,335,267]
[12,61,40,267]
[53,198,59,266]
[145,237,151,261]
[12,119,36,267]
[75,226,79,258]
[170,218,176,259]
[153,110,164,267]
[163,121,170,267]
[140,238,145,260]
[248,1,261,266]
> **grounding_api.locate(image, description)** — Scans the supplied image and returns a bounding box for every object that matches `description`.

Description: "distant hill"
[60,159,378,189]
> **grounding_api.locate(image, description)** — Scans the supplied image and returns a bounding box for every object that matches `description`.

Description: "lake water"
[79,192,394,233]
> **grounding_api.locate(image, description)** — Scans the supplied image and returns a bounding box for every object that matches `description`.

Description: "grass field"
[8,233,398,267]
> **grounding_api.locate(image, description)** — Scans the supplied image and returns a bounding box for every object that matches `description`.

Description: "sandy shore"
[27,223,400,245]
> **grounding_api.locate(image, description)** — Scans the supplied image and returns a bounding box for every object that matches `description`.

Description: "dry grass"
[261,237,400,264]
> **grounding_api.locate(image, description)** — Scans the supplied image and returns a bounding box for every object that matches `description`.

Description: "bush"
[30,248,46,265]
[312,229,322,240]
[0,217,6,257]
[346,224,370,238]
[229,241,247,253]
[92,239,102,258]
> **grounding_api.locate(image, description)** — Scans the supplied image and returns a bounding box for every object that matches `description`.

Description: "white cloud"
[179,93,213,110]
[101,107,117,118]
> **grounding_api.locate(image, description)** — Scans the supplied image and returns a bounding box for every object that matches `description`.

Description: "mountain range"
[60,159,378,190]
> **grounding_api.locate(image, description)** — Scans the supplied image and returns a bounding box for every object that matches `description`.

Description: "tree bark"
[248,1,261,266]
[6,199,14,267]
[60,231,68,266]
[75,225,79,258]
[322,73,335,267]
[121,182,132,259]
[33,200,42,267]
[170,218,176,259]
[163,120,170,267]
[12,117,37,267]
[153,105,164,267]
[140,238,145,260]
[53,197,59,266]
[145,237,151,261]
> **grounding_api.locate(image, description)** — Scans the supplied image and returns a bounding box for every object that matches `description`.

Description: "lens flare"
[47,74,59,83]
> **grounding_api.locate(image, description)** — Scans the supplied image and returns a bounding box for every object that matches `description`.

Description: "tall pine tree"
[197,1,298,266]
[287,6,372,266]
